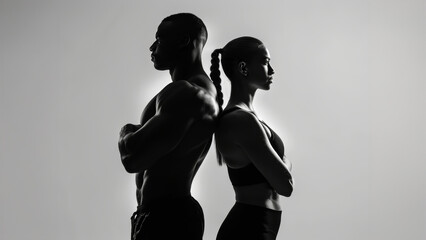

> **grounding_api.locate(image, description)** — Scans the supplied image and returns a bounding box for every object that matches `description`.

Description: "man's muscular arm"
[118,96,156,166]
[119,80,219,173]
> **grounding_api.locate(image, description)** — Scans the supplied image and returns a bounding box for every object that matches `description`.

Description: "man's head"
[149,13,208,70]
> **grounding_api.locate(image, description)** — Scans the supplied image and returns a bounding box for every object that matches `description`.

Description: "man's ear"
[178,34,191,48]
[238,61,248,76]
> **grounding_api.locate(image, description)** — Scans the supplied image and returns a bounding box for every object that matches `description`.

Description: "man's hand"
[118,123,142,157]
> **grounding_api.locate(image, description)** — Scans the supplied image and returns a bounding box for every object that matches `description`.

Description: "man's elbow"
[121,155,140,173]
[277,180,294,197]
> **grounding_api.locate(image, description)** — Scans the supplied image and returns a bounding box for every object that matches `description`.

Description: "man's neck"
[169,57,206,82]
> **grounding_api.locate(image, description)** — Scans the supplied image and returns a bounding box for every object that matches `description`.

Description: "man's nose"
[149,41,157,52]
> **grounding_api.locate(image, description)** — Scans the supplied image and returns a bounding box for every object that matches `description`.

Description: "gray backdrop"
[1,0,425,239]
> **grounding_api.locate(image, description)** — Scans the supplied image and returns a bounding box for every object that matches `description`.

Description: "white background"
[1,0,425,239]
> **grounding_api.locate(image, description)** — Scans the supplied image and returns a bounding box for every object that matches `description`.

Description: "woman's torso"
[217,106,285,211]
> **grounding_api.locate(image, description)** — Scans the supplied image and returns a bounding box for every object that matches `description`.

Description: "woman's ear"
[238,61,248,76]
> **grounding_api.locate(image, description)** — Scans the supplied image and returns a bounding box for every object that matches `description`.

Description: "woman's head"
[210,37,275,109]
[220,37,265,79]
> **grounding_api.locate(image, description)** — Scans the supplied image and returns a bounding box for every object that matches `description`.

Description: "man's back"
[136,75,218,205]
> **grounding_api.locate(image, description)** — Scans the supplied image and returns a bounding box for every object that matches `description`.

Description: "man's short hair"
[162,13,208,44]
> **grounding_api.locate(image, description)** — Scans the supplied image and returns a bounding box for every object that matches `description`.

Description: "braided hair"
[210,48,225,164]
[210,48,224,112]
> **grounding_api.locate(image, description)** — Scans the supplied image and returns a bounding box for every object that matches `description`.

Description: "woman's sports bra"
[219,107,285,187]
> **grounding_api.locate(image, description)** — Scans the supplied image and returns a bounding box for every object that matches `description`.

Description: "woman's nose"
[268,64,275,75]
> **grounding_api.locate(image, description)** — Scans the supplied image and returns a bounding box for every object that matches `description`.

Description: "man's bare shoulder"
[157,76,219,120]
[188,74,217,94]
[159,74,215,95]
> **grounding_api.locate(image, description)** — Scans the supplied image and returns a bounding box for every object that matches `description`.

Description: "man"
[118,13,219,240]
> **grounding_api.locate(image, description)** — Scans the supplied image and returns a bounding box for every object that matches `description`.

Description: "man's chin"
[153,63,169,71]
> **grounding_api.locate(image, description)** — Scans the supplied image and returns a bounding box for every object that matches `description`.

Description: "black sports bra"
[219,107,285,186]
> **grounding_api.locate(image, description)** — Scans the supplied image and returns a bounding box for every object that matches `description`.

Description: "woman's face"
[245,45,275,91]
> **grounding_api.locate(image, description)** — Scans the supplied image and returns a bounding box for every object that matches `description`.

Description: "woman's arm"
[223,111,293,197]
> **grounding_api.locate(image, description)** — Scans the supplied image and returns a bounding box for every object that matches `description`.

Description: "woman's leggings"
[217,202,282,240]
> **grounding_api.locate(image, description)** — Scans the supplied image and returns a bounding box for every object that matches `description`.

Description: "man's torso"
[135,79,216,205]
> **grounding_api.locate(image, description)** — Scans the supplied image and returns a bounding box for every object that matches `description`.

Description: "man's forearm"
[121,152,144,173]
[120,114,193,172]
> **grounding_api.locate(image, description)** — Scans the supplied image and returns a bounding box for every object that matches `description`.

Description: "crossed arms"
[217,110,294,197]
[118,80,219,173]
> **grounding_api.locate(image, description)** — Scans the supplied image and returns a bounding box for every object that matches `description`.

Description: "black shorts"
[130,195,204,240]
[216,202,282,240]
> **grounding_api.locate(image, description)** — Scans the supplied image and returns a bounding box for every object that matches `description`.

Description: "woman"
[210,36,294,240]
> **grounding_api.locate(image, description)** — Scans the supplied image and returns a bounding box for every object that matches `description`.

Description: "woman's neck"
[228,84,257,112]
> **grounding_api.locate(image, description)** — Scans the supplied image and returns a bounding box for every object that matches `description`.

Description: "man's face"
[149,21,183,70]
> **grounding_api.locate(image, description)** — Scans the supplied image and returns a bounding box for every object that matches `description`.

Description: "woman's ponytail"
[210,48,224,112]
